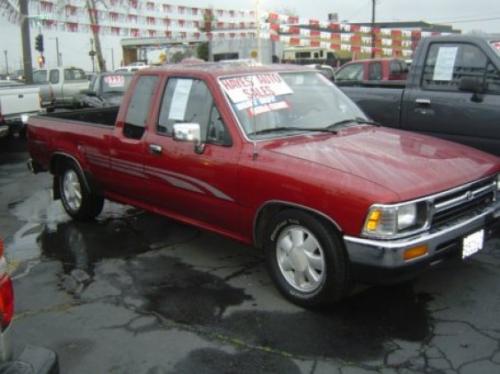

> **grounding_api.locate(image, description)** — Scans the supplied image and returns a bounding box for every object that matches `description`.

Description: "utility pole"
[110,48,115,71]
[3,50,8,75]
[371,0,376,58]
[20,0,33,83]
[56,37,61,67]
[89,38,96,72]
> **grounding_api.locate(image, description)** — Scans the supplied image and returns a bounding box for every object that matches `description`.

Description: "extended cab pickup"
[339,36,500,155]
[27,63,500,307]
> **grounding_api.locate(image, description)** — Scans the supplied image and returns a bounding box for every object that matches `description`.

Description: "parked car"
[33,67,90,110]
[0,81,41,138]
[80,72,133,108]
[334,58,408,84]
[27,62,500,307]
[339,35,500,155]
[0,236,59,373]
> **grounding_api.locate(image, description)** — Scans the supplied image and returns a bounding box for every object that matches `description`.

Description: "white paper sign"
[433,46,458,81]
[168,79,193,121]
[220,73,293,104]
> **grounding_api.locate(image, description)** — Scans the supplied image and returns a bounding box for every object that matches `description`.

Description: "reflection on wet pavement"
[5,152,500,373]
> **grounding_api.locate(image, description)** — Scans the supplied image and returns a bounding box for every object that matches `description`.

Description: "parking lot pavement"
[2,145,500,374]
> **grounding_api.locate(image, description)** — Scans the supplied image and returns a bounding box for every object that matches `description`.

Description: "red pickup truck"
[27,63,500,307]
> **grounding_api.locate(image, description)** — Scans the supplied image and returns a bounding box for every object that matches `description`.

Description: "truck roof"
[141,62,311,79]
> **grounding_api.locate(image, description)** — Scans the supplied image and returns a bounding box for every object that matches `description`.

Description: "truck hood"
[265,126,500,201]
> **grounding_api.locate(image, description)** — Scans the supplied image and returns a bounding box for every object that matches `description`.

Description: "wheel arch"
[50,152,91,198]
[253,200,343,249]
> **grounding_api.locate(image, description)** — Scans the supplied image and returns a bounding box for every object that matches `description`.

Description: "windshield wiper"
[249,126,335,137]
[327,117,380,131]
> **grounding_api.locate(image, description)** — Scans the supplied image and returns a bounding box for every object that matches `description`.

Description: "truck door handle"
[149,144,163,155]
[415,98,431,106]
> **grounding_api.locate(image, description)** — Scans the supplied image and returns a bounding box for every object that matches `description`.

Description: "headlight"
[362,202,428,238]
[496,174,500,191]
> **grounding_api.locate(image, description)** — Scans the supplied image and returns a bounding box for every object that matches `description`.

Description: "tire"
[264,209,349,307]
[59,162,104,221]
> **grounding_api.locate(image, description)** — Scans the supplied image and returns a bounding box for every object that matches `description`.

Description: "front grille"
[431,177,496,228]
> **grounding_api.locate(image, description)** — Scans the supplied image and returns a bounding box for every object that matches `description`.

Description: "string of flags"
[0,0,449,58]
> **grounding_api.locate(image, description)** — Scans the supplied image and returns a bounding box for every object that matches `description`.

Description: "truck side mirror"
[458,77,486,103]
[173,123,205,154]
[458,77,485,94]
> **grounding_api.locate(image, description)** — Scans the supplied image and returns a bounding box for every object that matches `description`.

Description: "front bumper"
[344,201,500,284]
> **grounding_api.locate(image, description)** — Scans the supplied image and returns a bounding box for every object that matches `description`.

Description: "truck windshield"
[220,71,367,139]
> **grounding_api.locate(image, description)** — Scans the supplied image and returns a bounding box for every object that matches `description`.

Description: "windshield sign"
[102,74,132,93]
[221,72,367,139]
[491,41,500,55]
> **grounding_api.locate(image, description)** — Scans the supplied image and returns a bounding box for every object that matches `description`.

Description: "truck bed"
[39,106,118,127]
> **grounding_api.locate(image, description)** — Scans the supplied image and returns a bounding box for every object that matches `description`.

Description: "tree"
[196,42,209,61]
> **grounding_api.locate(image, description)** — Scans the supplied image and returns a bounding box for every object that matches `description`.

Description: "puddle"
[38,212,199,276]
[216,284,432,361]
[126,254,252,325]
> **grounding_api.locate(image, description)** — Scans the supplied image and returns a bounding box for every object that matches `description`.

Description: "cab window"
[422,43,500,93]
[368,62,383,80]
[64,68,87,81]
[157,78,231,146]
[124,75,159,139]
[335,63,364,81]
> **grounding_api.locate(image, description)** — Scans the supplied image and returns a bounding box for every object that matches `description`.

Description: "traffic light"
[35,34,44,52]
[37,55,45,67]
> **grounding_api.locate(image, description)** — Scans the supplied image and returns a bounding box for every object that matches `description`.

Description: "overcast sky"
[0,0,499,72]
[199,0,500,33]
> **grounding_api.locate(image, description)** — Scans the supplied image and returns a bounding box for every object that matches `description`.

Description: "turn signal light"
[366,209,381,231]
[403,245,428,261]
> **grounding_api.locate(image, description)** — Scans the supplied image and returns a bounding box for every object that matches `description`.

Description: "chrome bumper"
[344,201,500,269]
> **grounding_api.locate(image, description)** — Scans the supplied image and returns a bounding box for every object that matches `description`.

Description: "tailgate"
[0,87,41,117]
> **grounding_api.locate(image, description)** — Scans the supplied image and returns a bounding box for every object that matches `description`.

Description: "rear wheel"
[59,163,104,221]
[264,209,349,307]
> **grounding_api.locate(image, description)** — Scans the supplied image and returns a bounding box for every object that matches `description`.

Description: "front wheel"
[264,209,349,307]
[59,164,104,221]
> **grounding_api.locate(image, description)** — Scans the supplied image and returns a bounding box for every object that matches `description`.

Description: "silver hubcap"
[276,225,326,293]
[63,170,82,211]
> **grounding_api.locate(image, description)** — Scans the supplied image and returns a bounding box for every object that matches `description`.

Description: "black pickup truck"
[339,36,500,155]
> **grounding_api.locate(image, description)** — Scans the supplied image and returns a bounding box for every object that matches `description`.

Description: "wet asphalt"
[2,138,500,374]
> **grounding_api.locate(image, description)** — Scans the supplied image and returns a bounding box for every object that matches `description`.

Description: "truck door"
[108,74,160,200]
[402,42,500,155]
[143,77,241,234]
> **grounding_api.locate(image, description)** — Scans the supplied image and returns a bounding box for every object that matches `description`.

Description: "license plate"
[462,230,484,259]
[21,114,29,123]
